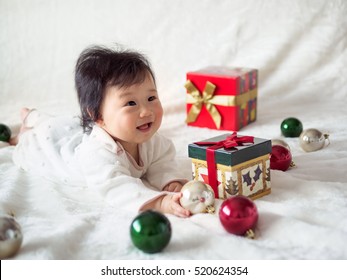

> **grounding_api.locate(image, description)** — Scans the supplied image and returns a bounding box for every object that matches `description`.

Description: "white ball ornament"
[0,215,23,259]
[299,128,329,152]
[180,180,215,214]
[271,139,291,150]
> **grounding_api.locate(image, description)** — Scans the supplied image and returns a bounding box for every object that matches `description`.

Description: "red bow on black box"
[194,132,254,198]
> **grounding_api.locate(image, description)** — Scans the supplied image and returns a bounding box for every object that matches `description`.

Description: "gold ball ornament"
[180,180,215,214]
[0,215,23,259]
[299,128,329,152]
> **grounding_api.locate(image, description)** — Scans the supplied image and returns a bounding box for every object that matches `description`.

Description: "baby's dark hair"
[75,45,156,133]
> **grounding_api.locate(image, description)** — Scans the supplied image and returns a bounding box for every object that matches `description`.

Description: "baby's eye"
[126,101,137,106]
[148,96,157,102]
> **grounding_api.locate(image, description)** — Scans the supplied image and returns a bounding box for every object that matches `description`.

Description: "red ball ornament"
[270,145,292,171]
[219,196,258,238]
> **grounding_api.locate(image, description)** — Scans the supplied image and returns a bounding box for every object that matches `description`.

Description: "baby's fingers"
[173,207,190,218]
[172,192,183,202]
[171,201,190,218]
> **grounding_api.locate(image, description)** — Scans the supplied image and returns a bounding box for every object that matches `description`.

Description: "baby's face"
[97,74,163,148]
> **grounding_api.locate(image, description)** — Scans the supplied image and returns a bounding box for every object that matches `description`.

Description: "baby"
[11,45,190,217]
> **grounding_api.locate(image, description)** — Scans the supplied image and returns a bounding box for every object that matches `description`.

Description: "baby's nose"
[140,107,152,117]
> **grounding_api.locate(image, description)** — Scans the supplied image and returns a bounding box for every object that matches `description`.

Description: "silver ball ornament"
[180,180,215,214]
[271,139,291,150]
[299,128,329,152]
[0,215,23,259]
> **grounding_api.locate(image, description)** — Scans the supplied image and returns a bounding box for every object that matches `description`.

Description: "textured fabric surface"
[0,0,347,259]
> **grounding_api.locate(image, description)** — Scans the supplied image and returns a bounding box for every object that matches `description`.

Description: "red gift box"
[185,66,258,131]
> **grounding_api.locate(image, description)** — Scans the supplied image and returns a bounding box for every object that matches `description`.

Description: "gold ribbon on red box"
[185,80,257,129]
[194,132,254,198]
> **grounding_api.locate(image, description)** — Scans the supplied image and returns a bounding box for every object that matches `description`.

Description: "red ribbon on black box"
[194,132,254,198]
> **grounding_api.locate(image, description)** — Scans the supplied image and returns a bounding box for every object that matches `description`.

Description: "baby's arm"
[140,193,190,218]
[162,181,184,192]
[145,134,188,190]
[77,129,189,217]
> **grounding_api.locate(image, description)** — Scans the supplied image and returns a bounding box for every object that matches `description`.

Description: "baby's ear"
[95,119,104,126]
[87,108,99,120]
[87,108,103,125]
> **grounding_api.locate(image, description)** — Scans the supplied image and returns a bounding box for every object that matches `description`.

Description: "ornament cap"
[324,133,330,146]
[206,205,215,214]
[245,229,255,239]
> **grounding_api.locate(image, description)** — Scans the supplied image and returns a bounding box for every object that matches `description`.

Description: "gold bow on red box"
[185,80,257,129]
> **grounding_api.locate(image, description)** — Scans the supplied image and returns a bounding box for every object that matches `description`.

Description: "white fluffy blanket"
[1,0,347,259]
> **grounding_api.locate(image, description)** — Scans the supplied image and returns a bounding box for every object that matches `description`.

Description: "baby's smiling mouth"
[137,122,152,131]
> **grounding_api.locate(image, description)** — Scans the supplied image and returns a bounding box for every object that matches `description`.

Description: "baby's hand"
[160,193,190,218]
[163,181,183,192]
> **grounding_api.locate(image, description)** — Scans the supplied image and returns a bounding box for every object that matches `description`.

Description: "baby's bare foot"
[20,108,31,122]
[9,108,32,145]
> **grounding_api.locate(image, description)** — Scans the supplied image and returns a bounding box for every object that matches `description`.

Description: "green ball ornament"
[0,124,11,142]
[281,117,303,137]
[130,210,171,254]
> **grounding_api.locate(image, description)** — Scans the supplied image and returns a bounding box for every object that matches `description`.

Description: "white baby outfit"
[12,110,187,210]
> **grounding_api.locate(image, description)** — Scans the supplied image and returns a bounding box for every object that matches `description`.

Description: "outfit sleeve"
[143,133,189,190]
[75,127,166,213]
